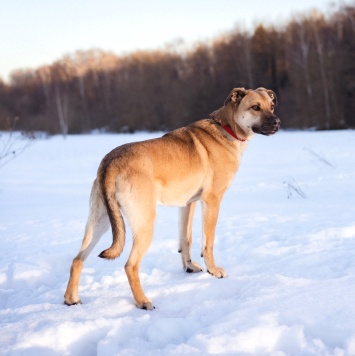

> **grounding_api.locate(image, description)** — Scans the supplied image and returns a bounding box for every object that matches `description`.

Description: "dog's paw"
[136,300,155,310]
[207,266,227,278]
[64,299,82,306]
[186,260,203,273]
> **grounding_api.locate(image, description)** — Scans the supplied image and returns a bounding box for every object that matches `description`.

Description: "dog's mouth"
[253,127,279,136]
[252,117,281,136]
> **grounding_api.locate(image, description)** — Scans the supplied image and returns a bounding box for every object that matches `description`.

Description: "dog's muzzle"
[252,116,281,136]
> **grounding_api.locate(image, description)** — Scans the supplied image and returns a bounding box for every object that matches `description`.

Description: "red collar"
[222,125,246,142]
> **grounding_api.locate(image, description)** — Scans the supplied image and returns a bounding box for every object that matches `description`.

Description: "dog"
[64,87,280,310]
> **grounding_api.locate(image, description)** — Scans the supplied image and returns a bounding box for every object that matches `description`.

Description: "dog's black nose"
[273,117,281,128]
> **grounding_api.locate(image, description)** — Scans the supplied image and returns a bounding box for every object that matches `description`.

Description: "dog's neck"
[210,107,247,142]
[221,124,246,142]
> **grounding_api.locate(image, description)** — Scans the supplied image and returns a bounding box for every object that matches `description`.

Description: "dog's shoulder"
[188,118,215,129]
[161,119,218,144]
[188,119,227,143]
[168,119,240,163]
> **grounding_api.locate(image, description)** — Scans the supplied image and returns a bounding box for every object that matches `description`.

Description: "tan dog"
[64,87,280,310]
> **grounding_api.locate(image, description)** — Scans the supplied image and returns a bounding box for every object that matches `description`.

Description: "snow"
[1,129,355,355]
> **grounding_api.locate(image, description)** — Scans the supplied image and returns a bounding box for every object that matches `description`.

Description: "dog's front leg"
[178,201,203,273]
[200,197,227,278]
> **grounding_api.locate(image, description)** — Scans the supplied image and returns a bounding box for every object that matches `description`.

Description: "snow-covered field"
[1,129,355,355]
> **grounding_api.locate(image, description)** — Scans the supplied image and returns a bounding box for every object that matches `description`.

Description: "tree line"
[1,4,355,134]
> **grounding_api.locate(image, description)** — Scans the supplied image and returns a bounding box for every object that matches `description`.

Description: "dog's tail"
[98,163,125,260]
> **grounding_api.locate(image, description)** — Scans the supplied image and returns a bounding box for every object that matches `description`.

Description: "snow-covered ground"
[1,129,355,355]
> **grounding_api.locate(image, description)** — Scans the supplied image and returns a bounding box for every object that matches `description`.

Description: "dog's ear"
[224,88,249,107]
[256,87,278,106]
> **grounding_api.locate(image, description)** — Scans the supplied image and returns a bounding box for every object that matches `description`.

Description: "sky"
[0,0,344,82]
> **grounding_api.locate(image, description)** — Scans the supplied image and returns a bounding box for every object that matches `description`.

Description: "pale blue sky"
[0,0,342,82]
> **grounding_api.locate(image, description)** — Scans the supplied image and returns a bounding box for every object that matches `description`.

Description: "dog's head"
[224,87,281,137]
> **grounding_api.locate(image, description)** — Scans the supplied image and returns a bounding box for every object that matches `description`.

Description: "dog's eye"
[271,105,275,111]
[251,105,260,111]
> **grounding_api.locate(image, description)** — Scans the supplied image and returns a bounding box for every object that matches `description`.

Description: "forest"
[1,4,354,134]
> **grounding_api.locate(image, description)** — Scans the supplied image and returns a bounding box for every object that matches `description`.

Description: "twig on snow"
[283,177,307,199]
[304,147,335,169]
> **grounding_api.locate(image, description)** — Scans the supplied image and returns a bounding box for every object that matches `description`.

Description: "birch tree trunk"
[312,21,331,128]
[55,85,69,138]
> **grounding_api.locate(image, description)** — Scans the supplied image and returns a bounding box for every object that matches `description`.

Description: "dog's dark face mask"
[252,112,281,136]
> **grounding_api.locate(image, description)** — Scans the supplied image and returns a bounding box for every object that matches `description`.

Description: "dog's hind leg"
[64,180,110,305]
[178,201,203,273]
[123,187,156,310]
[125,223,155,310]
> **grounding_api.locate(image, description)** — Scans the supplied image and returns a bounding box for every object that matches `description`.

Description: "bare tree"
[0,117,34,169]
[311,12,332,128]
[54,84,69,138]
[296,21,313,98]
